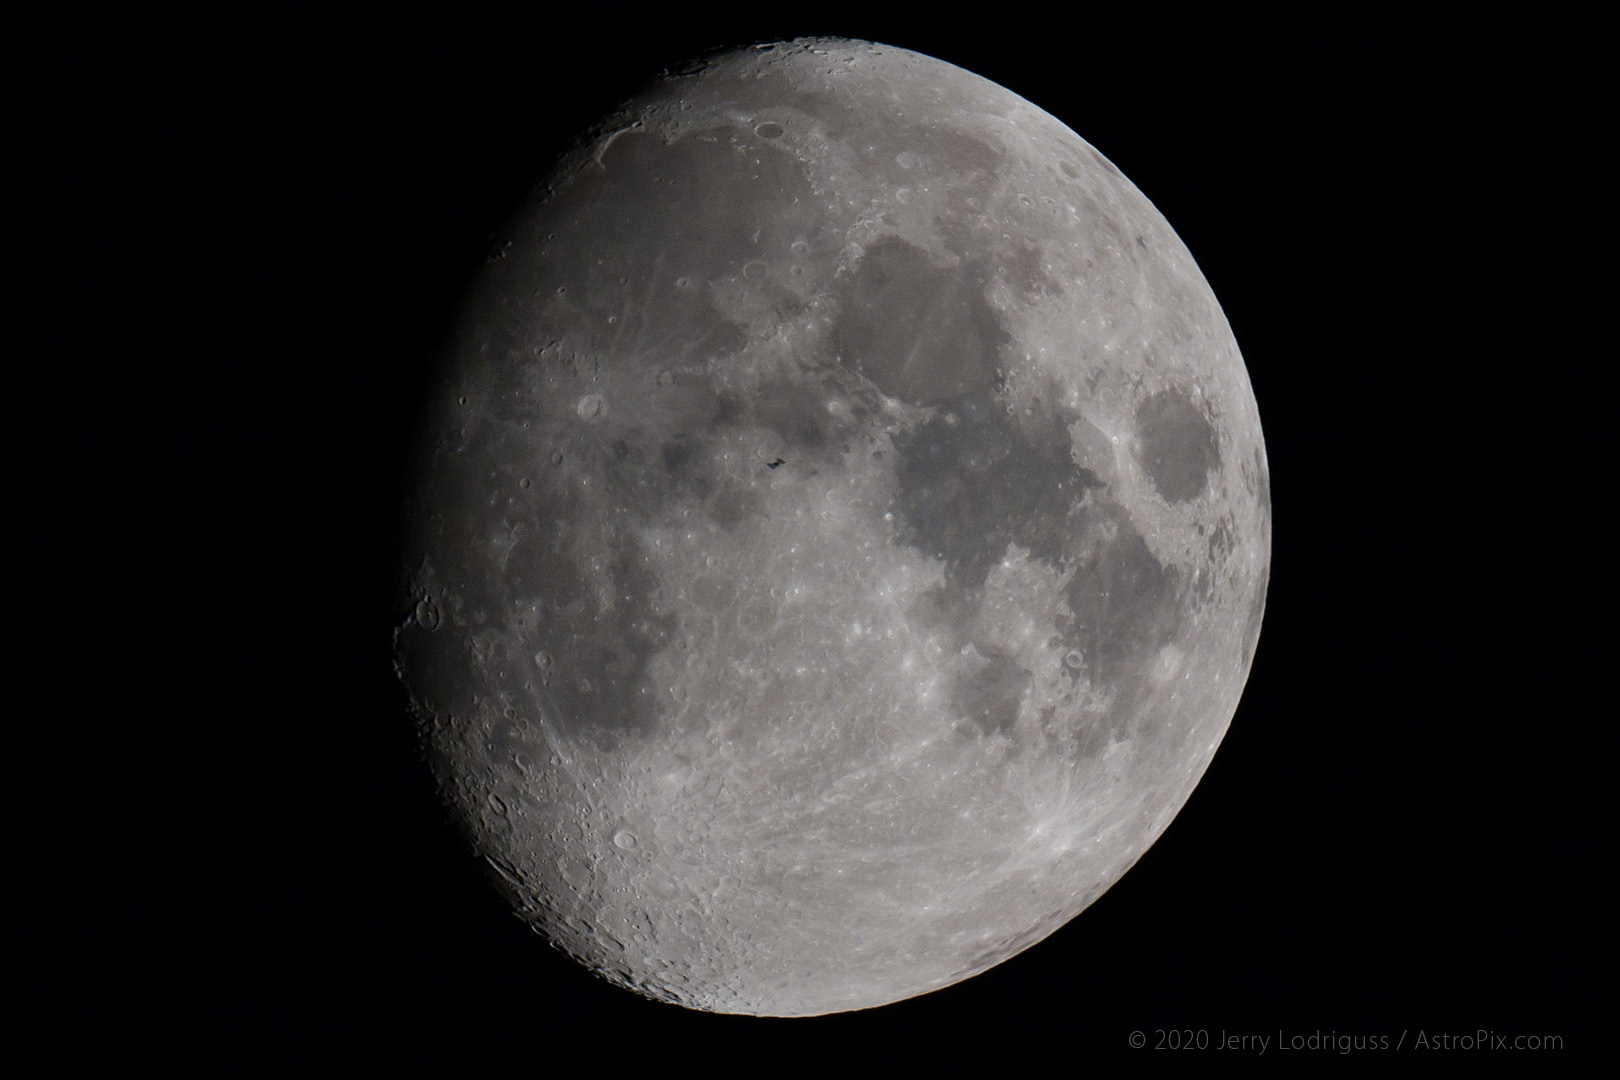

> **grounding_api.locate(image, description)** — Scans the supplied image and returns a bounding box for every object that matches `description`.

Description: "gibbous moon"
[395,38,1270,1016]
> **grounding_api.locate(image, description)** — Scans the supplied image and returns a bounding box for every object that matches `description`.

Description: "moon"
[394,37,1269,1017]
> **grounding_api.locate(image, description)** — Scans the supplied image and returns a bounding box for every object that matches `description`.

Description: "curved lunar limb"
[395,37,1269,1017]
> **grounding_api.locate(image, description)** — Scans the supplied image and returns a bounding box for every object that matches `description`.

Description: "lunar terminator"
[395,37,1270,1016]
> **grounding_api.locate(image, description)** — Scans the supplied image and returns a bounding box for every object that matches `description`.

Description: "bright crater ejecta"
[395,37,1270,1016]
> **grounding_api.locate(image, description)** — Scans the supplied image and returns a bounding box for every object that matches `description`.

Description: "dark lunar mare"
[1135,389,1219,504]
[890,391,1098,590]
[832,237,1008,407]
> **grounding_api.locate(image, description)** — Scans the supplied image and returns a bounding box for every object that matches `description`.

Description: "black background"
[60,6,1602,1065]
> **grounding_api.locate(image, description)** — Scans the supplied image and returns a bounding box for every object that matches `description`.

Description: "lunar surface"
[395,38,1269,1016]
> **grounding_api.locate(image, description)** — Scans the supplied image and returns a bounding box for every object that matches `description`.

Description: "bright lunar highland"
[395,38,1270,1016]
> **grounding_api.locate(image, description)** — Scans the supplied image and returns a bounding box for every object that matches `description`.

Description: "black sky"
[63,7,1603,1066]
